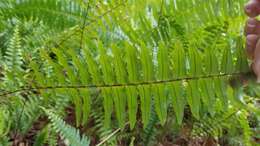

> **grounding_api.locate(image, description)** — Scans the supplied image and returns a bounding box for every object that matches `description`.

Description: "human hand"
[244,0,260,81]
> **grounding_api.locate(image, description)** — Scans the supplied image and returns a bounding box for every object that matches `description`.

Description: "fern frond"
[142,106,158,146]
[0,0,84,29]
[19,96,43,134]
[0,136,10,146]
[238,110,252,146]
[2,25,24,88]
[0,106,10,137]
[43,108,90,146]
[33,126,49,146]
[0,0,252,130]
[192,107,254,146]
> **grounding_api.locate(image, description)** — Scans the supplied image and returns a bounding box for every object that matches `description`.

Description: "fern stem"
[79,0,91,49]
[0,72,249,97]
[54,1,127,48]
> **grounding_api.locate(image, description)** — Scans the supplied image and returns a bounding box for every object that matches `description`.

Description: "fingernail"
[246,8,252,14]
[254,60,260,82]
[245,4,252,13]
[257,77,260,83]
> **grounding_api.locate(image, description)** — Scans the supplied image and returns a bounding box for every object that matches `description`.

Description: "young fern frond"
[43,108,90,146]
[2,25,24,88]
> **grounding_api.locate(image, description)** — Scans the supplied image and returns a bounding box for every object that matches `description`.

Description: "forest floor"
[10,106,260,146]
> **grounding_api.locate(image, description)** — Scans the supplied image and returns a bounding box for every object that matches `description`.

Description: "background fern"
[43,108,90,146]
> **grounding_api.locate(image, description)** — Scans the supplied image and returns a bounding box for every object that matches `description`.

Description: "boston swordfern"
[0,0,258,145]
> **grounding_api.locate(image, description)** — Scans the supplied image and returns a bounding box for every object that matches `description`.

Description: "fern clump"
[0,0,258,145]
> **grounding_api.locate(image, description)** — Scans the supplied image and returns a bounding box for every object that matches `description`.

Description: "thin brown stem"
[0,72,246,97]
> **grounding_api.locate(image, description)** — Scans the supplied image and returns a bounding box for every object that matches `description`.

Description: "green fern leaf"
[125,42,138,129]
[111,45,127,128]
[43,108,90,146]
[169,81,185,125]
[139,85,152,128]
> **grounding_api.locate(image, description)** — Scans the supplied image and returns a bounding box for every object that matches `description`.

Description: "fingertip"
[257,76,260,83]
[244,0,260,17]
[245,3,253,16]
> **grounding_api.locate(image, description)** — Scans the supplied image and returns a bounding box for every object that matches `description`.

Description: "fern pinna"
[0,0,254,138]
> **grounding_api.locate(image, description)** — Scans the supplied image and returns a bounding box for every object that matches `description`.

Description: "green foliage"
[190,100,256,146]
[0,106,10,137]
[0,0,258,145]
[28,17,249,129]
[142,107,158,146]
[43,108,90,146]
[0,0,84,29]
[2,25,24,88]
